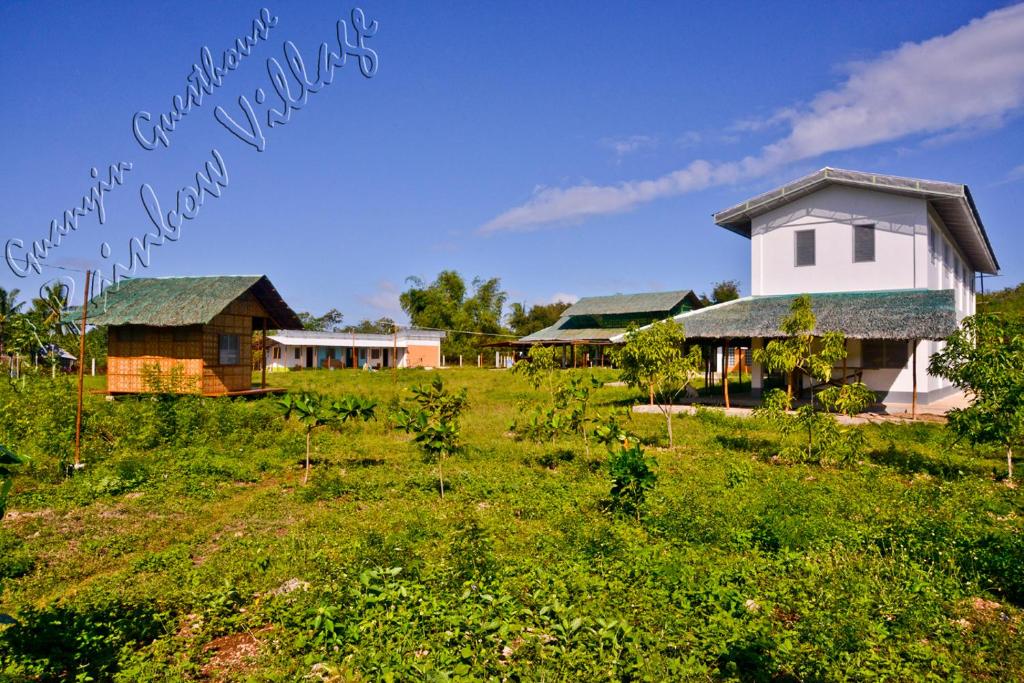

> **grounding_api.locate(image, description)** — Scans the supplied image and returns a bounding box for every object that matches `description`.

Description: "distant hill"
[978,282,1024,317]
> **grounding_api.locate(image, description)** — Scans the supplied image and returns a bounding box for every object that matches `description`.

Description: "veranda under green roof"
[518,320,626,344]
[611,289,958,342]
[63,275,302,329]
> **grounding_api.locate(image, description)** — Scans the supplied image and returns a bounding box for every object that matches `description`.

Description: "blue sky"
[1,1,1021,323]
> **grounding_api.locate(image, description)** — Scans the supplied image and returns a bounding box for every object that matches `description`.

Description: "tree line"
[0,285,106,372]
[297,271,745,359]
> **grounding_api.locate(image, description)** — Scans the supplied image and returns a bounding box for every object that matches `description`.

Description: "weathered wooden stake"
[74,270,91,468]
[261,316,267,389]
[723,340,731,409]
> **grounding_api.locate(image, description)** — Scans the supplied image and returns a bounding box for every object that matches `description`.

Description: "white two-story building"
[640,168,1000,407]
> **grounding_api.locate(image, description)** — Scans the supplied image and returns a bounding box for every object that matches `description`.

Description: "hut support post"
[392,323,398,379]
[723,340,731,409]
[74,270,91,469]
[912,339,918,420]
[260,317,267,389]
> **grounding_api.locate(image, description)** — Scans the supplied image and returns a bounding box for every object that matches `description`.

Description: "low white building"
[264,328,445,370]
[618,167,1000,407]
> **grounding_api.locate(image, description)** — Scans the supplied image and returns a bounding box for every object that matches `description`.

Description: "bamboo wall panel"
[202,292,268,394]
[107,325,204,393]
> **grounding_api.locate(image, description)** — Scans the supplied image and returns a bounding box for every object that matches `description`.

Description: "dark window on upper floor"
[795,229,815,267]
[853,224,875,262]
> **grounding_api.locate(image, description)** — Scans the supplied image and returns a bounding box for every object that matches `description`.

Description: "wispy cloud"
[549,292,580,304]
[1000,162,1024,184]
[481,4,1024,233]
[675,131,703,148]
[600,134,657,158]
[359,280,405,319]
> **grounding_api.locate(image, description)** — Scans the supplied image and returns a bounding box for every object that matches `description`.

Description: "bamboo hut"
[70,275,301,395]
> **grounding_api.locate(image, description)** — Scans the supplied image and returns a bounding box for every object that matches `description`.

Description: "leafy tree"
[699,279,741,306]
[594,415,655,520]
[929,313,1024,481]
[278,392,377,484]
[400,270,508,358]
[297,308,344,332]
[510,346,601,449]
[343,317,396,334]
[753,295,873,463]
[612,319,702,448]
[513,346,560,404]
[0,288,25,356]
[31,284,72,339]
[393,377,468,498]
[753,294,846,401]
[712,280,741,304]
[978,281,1024,317]
[507,301,571,337]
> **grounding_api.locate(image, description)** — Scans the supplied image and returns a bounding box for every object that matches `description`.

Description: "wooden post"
[352,333,357,370]
[392,323,398,379]
[260,317,267,388]
[911,339,918,419]
[723,340,731,409]
[842,348,848,385]
[74,270,91,469]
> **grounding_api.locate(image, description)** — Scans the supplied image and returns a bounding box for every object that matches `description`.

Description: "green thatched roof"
[519,319,625,344]
[64,275,302,329]
[612,289,957,342]
[518,289,701,344]
[565,290,700,316]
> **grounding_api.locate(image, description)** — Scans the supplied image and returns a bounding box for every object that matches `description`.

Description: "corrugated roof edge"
[711,167,998,274]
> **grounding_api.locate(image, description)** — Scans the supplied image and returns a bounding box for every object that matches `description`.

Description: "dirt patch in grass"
[201,628,272,680]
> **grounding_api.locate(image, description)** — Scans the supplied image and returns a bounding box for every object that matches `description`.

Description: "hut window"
[794,230,815,267]
[862,340,909,369]
[294,348,301,360]
[272,346,281,360]
[371,349,381,360]
[218,334,241,365]
[853,224,875,263]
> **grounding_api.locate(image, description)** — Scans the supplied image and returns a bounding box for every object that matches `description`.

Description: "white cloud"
[1007,163,1024,181]
[600,134,657,157]
[481,4,1024,233]
[549,292,579,304]
[359,280,406,319]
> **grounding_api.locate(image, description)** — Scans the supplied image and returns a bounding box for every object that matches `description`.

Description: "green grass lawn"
[0,367,1021,681]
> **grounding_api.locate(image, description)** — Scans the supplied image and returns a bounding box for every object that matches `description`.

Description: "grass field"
[0,367,1022,681]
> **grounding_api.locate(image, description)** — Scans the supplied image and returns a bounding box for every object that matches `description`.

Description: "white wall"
[751,185,928,296]
[745,184,979,405]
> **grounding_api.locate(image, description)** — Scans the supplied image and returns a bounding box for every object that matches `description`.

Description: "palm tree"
[0,287,24,356]
[32,284,72,338]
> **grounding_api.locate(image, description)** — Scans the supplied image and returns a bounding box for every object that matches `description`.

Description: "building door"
[383,348,390,367]
[306,347,313,368]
